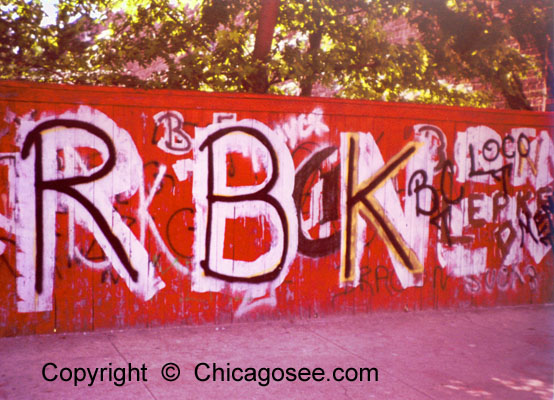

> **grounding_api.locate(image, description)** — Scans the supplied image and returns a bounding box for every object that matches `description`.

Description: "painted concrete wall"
[0,81,552,336]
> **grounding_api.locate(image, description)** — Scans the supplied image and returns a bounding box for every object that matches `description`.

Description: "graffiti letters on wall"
[0,88,552,333]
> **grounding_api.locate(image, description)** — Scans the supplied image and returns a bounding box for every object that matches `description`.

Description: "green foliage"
[0,0,550,109]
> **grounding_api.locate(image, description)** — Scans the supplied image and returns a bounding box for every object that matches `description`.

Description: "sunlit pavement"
[0,304,552,399]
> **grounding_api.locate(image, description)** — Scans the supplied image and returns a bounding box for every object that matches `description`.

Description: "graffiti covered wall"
[0,81,552,336]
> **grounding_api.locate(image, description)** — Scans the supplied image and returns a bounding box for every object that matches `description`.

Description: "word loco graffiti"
[0,91,552,330]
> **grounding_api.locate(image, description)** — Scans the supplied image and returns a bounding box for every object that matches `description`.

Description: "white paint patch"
[531,130,554,190]
[0,154,15,235]
[274,108,329,150]
[213,132,271,182]
[192,118,298,309]
[234,287,277,318]
[172,158,194,182]
[455,126,503,185]
[14,106,166,312]
[511,128,537,188]
[438,242,488,277]
[436,194,488,277]
[14,117,42,312]
[340,131,429,289]
[404,124,445,273]
[443,126,553,277]
[154,110,192,155]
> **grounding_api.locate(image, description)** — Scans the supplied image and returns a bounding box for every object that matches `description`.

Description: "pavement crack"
[108,334,158,400]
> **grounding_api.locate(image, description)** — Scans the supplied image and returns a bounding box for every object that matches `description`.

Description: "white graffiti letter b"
[193,120,297,292]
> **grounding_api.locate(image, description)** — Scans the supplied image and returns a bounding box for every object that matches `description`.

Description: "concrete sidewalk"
[0,305,552,399]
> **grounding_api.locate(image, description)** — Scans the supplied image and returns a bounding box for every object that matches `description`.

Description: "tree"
[0,0,104,84]
[496,0,553,110]
[409,0,552,110]
[0,0,550,110]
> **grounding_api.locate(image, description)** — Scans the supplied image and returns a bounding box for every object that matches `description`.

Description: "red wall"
[0,81,552,336]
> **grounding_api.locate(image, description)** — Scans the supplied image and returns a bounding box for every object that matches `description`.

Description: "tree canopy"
[1,0,551,109]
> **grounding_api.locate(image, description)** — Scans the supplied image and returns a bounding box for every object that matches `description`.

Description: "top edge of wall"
[1,80,553,127]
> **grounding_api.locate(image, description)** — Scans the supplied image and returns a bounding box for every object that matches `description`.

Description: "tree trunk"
[300,18,323,96]
[253,0,280,62]
[243,0,280,93]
